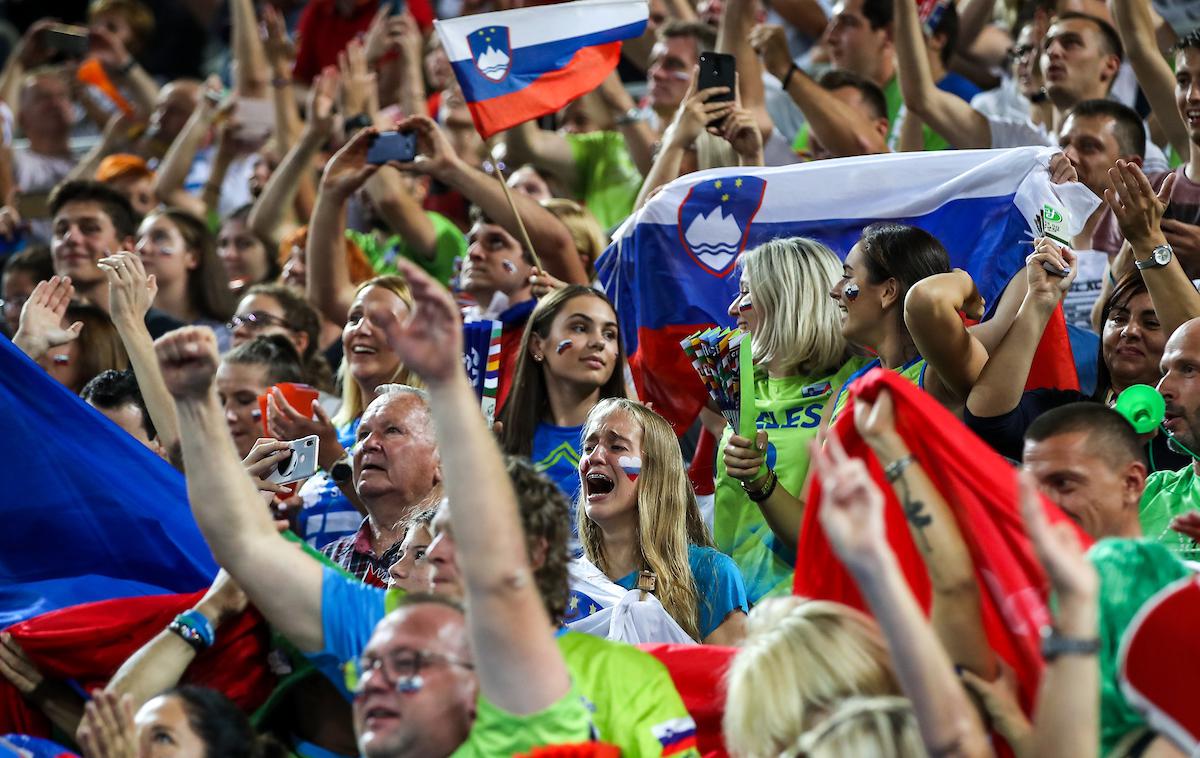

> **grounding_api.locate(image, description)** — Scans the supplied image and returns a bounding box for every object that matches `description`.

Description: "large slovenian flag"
[435,0,648,138]
[596,146,1100,432]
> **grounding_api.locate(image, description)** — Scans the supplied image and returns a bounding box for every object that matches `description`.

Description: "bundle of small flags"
[462,319,503,427]
[680,327,749,431]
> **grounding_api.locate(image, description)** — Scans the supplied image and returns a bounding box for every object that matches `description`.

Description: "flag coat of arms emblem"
[469,26,511,81]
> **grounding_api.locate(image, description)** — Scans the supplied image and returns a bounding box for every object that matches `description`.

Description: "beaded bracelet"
[168,610,215,652]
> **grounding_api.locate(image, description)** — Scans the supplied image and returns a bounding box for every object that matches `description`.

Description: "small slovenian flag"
[434,0,648,138]
[652,716,698,755]
[617,455,642,482]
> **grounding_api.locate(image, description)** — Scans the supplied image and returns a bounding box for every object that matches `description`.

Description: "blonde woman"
[577,398,748,644]
[723,597,900,756]
[269,275,420,551]
[788,697,925,758]
[719,237,862,602]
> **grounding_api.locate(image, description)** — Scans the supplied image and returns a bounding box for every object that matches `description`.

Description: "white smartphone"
[265,434,320,485]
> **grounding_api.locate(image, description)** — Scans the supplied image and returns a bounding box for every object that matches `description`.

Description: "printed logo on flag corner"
[469,26,512,82]
[677,176,767,277]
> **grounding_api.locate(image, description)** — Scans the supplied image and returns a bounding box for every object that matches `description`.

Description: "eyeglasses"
[352,648,474,694]
[227,311,290,331]
[1006,44,1034,62]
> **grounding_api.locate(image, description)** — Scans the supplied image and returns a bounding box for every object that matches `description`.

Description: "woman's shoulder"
[687,544,741,578]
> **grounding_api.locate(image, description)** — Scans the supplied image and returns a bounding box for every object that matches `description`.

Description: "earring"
[534,354,544,362]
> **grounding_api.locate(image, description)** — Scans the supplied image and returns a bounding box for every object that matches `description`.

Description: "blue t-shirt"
[617,544,748,640]
[937,71,982,103]
[531,421,584,555]
[296,419,361,550]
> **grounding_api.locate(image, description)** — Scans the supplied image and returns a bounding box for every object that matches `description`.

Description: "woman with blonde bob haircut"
[788,696,924,758]
[577,398,748,644]
[723,597,900,757]
[717,237,860,603]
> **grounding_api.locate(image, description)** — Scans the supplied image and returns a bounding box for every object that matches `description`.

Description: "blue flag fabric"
[596,146,1099,432]
[0,337,217,626]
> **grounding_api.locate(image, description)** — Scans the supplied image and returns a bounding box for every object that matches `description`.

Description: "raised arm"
[249,68,339,250]
[1017,471,1099,758]
[593,70,657,177]
[718,0,770,140]
[0,21,56,125]
[1107,161,1200,338]
[967,241,1077,419]
[155,326,324,653]
[751,24,887,156]
[817,432,993,758]
[396,115,589,285]
[153,83,229,216]
[229,0,270,98]
[1111,0,1188,159]
[855,389,997,679]
[262,5,303,151]
[12,276,83,364]
[306,128,381,325]
[88,26,159,117]
[98,252,182,466]
[501,120,577,191]
[64,111,144,184]
[892,0,991,149]
[370,258,570,715]
[904,270,990,403]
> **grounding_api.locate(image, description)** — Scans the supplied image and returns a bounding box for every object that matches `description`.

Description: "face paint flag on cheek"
[843,283,860,301]
[617,455,642,481]
[250,408,263,421]
[501,259,517,273]
[738,292,753,312]
[556,339,573,355]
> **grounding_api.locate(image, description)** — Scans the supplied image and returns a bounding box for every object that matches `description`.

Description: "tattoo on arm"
[896,478,933,552]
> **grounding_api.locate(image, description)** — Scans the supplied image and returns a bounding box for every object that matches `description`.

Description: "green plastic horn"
[1114,384,1166,434]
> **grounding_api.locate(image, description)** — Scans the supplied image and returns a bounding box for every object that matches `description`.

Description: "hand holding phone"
[39,25,89,58]
[265,435,321,485]
[697,52,736,127]
[366,130,418,164]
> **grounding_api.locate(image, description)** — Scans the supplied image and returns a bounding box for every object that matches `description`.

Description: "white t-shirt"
[970,77,1032,124]
[12,148,75,193]
[987,116,1171,174]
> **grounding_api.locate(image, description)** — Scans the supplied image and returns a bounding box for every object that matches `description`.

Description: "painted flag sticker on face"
[618,455,642,481]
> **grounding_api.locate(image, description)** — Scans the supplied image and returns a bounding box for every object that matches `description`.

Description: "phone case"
[366,131,417,164]
[697,53,736,125]
[266,435,320,485]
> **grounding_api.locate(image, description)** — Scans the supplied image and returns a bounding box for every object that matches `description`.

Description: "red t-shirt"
[292,0,435,84]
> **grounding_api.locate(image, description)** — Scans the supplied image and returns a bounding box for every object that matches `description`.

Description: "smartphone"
[697,52,736,127]
[41,25,89,57]
[233,97,276,140]
[265,434,320,485]
[366,130,417,164]
[258,382,321,437]
[387,0,407,14]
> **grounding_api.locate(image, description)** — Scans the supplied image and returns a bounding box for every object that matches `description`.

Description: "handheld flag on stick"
[434,0,648,138]
[463,319,504,428]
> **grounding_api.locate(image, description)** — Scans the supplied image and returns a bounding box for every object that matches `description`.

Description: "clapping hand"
[13,276,82,361]
[1105,159,1174,251]
[77,690,137,758]
[99,251,156,326]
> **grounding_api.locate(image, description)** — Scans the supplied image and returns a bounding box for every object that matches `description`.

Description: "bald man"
[1141,318,1200,561]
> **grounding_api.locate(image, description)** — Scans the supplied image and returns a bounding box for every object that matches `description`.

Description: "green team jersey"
[1139,465,1200,561]
[828,356,928,428]
[383,590,699,757]
[347,211,467,287]
[715,360,865,602]
[450,685,594,756]
[564,131,643,230]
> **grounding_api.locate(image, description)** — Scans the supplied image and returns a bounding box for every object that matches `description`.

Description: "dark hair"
[222,205,281,284]
[1094,275,1151,402]
[2,245,54,283]
[242,283,334,392]
[467,205,535,265]
[818,69,889,121]
[48,180,139,240]
[499,286,626,457]
[1051,11,1123,62]
[166,686,259,758]
[88,0,156,55]
[80,368,156,440]
[857,223,952,299]
[1025,402,1147,470]
[505,456,571,624]
[222,334,305,387]
[928,1,958,66]
[1175,28,1200,54]
[860,0,893,30]
[659,19,717,53]
[394,591,466,615]
[1067,99,1146,159]
[148,208,236,324]
[66,303,130,393]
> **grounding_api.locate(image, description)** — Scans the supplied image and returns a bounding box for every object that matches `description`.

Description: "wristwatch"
[1135,243,1173,270]
[344,113,373,133]
[328,453,354,484]
[1040,625,1100,661]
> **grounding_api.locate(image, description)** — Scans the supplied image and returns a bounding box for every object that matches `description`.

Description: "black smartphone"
[366,130,417,164]
[386,0,406,14]
[41,26,90,57]
[697,52,736,127]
